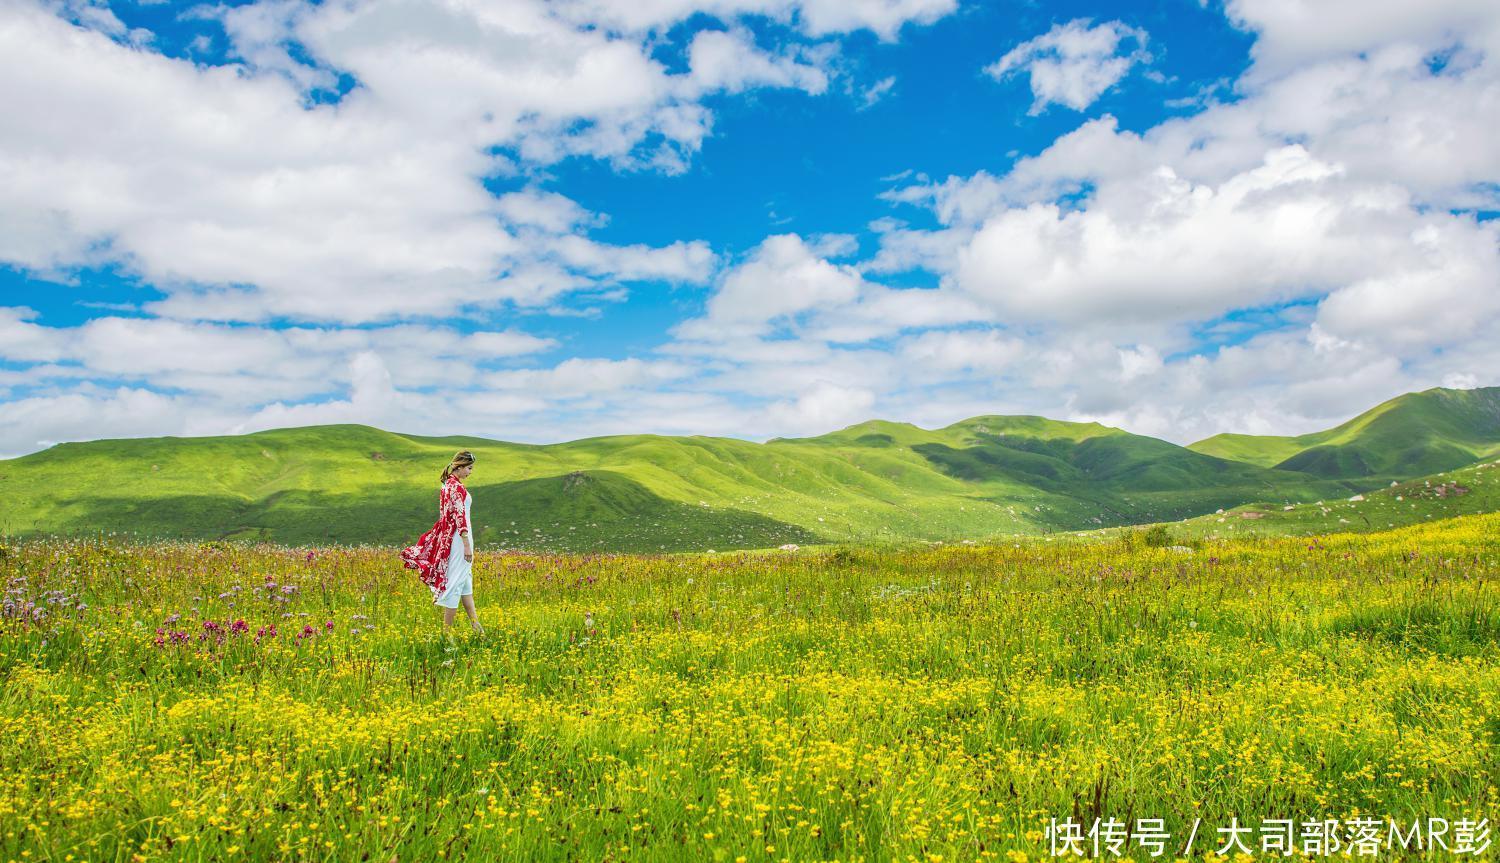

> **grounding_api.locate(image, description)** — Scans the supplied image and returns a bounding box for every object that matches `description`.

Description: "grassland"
[0,386,1494,553]
[0,413,1402,552]
[1188,386,1500,479]
[2,515,1498,861]
[1141,458,1500,543]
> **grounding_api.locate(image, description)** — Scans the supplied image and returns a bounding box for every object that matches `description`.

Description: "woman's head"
[441,450,476,483]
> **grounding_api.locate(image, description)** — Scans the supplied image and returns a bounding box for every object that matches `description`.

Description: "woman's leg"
[460,594,483,633]
[443,605,458,628]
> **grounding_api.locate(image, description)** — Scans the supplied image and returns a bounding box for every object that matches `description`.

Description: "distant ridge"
[1188,386,1500,479]
[2,387,1496,550]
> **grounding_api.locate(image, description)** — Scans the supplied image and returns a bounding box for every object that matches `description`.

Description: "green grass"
[3,515,1498,861]
[1147,457,1500,542]
[2,387,1497,551]
[1188,385,1500,479]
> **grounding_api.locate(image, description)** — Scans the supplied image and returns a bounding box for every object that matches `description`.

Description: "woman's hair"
[441,450,476,483]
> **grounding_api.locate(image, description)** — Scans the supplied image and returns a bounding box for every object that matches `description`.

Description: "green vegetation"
[1155,457,1500,541]
[1188,385,1500,479]
[1,387,1497,550]
[1139,524,1176,548]
[4,515,1498,861]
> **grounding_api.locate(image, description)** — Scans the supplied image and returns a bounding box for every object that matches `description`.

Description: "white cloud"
[4,0,1500,460]
[984,19,1150,113]
[1117,345,1162,382]
[0,0,939,329]
[673,234,864,340]
[481,358,692,398]
[941,146,1494,331]
[800,285,991,343]
[1313,220,1500,349]
[0,307,68,363]
[684,27,829,96]
[1225,0,1500,79]
[860,2,1500,443]
[0,312,559,402]
[206,0,339,92]
[857,75,897,109]
[765,381,876,434]
[898,328,1025,374]
[552,0,956,42]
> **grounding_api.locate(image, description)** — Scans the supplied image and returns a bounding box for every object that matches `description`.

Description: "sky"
[2,0,1498,458]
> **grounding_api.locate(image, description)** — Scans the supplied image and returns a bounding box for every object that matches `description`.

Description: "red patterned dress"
[400,476,470,597]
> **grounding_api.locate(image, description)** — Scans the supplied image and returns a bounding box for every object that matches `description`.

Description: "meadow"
[3,514,1499,862]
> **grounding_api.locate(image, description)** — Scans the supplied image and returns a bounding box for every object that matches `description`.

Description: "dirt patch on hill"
[1410,481,1470,499]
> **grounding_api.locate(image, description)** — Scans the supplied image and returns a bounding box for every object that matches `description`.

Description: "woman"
[400,450,484,635]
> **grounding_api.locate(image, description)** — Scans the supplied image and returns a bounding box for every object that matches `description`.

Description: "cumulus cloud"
[684,28,830,96]
[553,0,957,42]
[1224,0,1500,78]
[984,19,1150,113]
[5,0,1500,459]
[940,146,1500,335]
[0,312,559,404]
[766,382,876,434]
[864,2,1500,440]
[480,358,693,398]
[898,328,1025,375]
[0,0,946,328]
[673,234,865,340]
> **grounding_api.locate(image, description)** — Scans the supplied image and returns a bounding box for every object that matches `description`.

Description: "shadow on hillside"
[14,469,824,553]
[911,434,1371,528]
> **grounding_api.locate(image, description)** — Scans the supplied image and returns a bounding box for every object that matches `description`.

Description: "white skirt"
[431,534,473,608]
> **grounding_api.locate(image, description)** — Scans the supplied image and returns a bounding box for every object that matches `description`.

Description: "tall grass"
[2,514,1497,861]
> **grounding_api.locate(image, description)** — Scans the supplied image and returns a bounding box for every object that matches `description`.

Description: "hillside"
[1188,386,1500,479]
[0,387,1495,550]
[1151,457,1500,541]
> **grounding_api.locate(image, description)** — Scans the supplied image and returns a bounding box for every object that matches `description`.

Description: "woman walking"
[400,450,485,635]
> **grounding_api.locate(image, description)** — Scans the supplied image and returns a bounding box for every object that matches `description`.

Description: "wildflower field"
[3,515,1499,863]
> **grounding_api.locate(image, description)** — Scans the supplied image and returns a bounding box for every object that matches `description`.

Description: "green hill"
[1188,386,1500,479]
[1,387,1496,550]
[1143,457,1500,541]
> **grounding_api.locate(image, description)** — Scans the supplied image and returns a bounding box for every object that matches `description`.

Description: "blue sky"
[1,0,1497,456]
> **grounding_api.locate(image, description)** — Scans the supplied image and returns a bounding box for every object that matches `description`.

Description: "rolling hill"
[1188,386,1500,479]
[1,387,1496,551]
[1151,457,1500,541]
